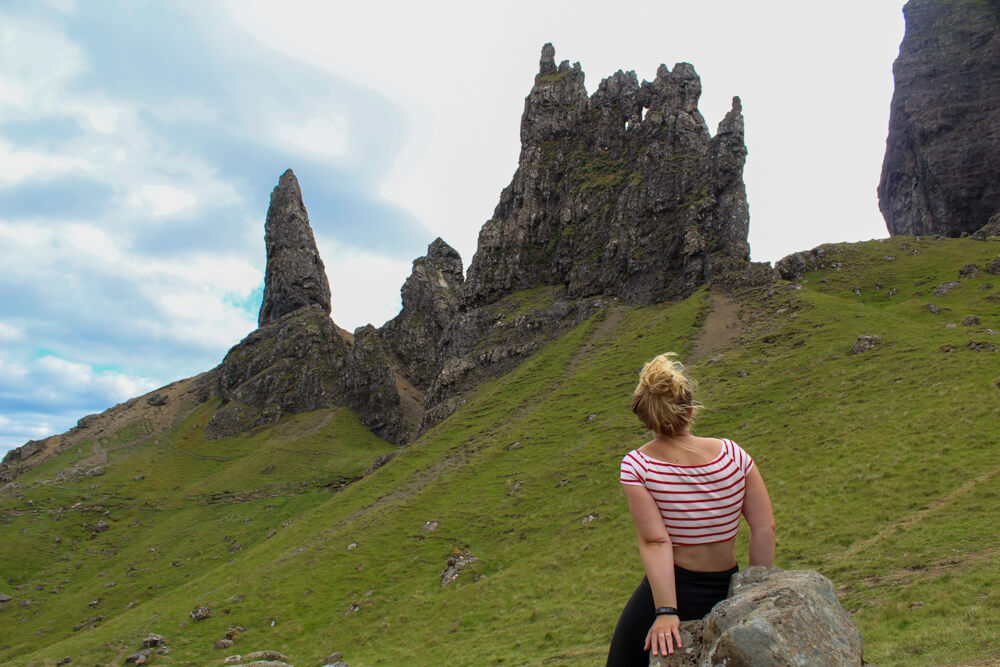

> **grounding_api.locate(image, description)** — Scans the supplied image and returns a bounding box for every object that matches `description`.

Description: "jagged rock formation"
[205,172,405,444]
[379,238,464,392]
[649,566,864,666]
[4,44,760,468]
[258,169,332,326]
[464,43,750,308]
[879,0,1000,238]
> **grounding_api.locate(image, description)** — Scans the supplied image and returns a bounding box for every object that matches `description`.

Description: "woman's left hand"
[644,613,682,656]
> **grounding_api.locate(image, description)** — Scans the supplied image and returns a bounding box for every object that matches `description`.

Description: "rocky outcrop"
[649,566,863,666]
[379,238,464,392]
[774,244,844,281]
[463,43,750,308]
[206,305,350,438]
[258,169,332,327]
[206,172,405,444]
[878,0,1000,237]
[411,44,758,429]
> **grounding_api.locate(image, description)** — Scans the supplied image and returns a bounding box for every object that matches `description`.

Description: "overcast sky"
[0,0,906,455]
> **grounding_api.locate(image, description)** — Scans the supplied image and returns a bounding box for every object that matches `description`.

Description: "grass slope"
[1,236,998,666]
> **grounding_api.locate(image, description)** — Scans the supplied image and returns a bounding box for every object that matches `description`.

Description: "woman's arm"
[742,466,776,566]
[622,484,683,657]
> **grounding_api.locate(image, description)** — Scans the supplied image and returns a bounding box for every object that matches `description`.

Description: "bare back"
[637,435,740,571]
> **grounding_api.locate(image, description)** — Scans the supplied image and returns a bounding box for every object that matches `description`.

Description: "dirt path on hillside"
[689,291,743,361]
[830,464,1000,565]
[569,304,628,372]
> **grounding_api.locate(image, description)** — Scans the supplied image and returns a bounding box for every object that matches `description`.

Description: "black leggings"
[606,564,738,667]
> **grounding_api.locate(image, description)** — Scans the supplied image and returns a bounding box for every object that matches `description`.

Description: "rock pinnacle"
[258,169,332,327]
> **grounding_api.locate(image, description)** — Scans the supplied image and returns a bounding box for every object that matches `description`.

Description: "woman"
[606,353,776,664]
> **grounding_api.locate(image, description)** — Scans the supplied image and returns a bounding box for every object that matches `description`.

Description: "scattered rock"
[322,652,344,665]
[76,414,100,429]
[141,634,166,649]
[85,466,104,477]
[505,441,523,450]
[133,474,144,482]
[190,605,211,621]
[0,593,12,604]
[225,626,247,640]
[988,256,1000,275]
[963,315,981,326]
[267,529,277,539]
[882,255,896,261]
[850,335,881,355]
[934,281,961,296]
[244,650,291,663]
[648,566,862,666]
[852,286,862,297]
[124,650,151,665]
[926,304,940,314]
[56,657,72,665]
[365,452,395,475]
[582,513,600,525]
[72,615,102,631]
[215,639,235,649]
[347,542,358,551]
[888,287,898,297]
[146,393,168,407]
[420,521,440,533]
[94,520,110,533]
[507,480,521,496]
[223,656,243,665]
[441,548,477,586]
[968,341,999,352]
[556,479,569,488]
[958,263,980,279]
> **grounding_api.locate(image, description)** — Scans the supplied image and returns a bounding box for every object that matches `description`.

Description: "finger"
[674,626,684,648]
[666,633,674,655]
[644,631,651,652]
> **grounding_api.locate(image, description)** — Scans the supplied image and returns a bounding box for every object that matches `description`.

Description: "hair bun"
[631,353,697,435]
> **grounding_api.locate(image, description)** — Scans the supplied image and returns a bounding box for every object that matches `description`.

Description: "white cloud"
[276,115,349,158]
[316,235,412,330]
[0,12,86,118]
[65,223,120,262]
[0,138,88,183]
[127,184,198,217]
[0,322,23,341]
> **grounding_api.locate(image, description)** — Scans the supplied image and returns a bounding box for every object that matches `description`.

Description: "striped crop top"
[620,439,754,546]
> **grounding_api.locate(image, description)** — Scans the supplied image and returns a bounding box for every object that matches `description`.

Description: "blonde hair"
[631,353,698,435]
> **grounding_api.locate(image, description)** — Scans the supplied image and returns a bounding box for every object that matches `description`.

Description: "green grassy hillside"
[1,236,998,666]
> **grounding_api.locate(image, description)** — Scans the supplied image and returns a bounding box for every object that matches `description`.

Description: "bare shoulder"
[692,435,727,456]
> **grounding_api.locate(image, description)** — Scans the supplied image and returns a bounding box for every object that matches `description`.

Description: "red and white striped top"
[620,439,754,545]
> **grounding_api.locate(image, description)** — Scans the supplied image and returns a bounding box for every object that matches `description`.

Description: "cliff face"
[879,0,1000,237]
[464,44,750,308]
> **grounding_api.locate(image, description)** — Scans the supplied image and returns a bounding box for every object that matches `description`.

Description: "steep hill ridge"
[1,237,998,666]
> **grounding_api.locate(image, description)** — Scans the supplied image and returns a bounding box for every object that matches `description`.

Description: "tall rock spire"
[258,169,332,327]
